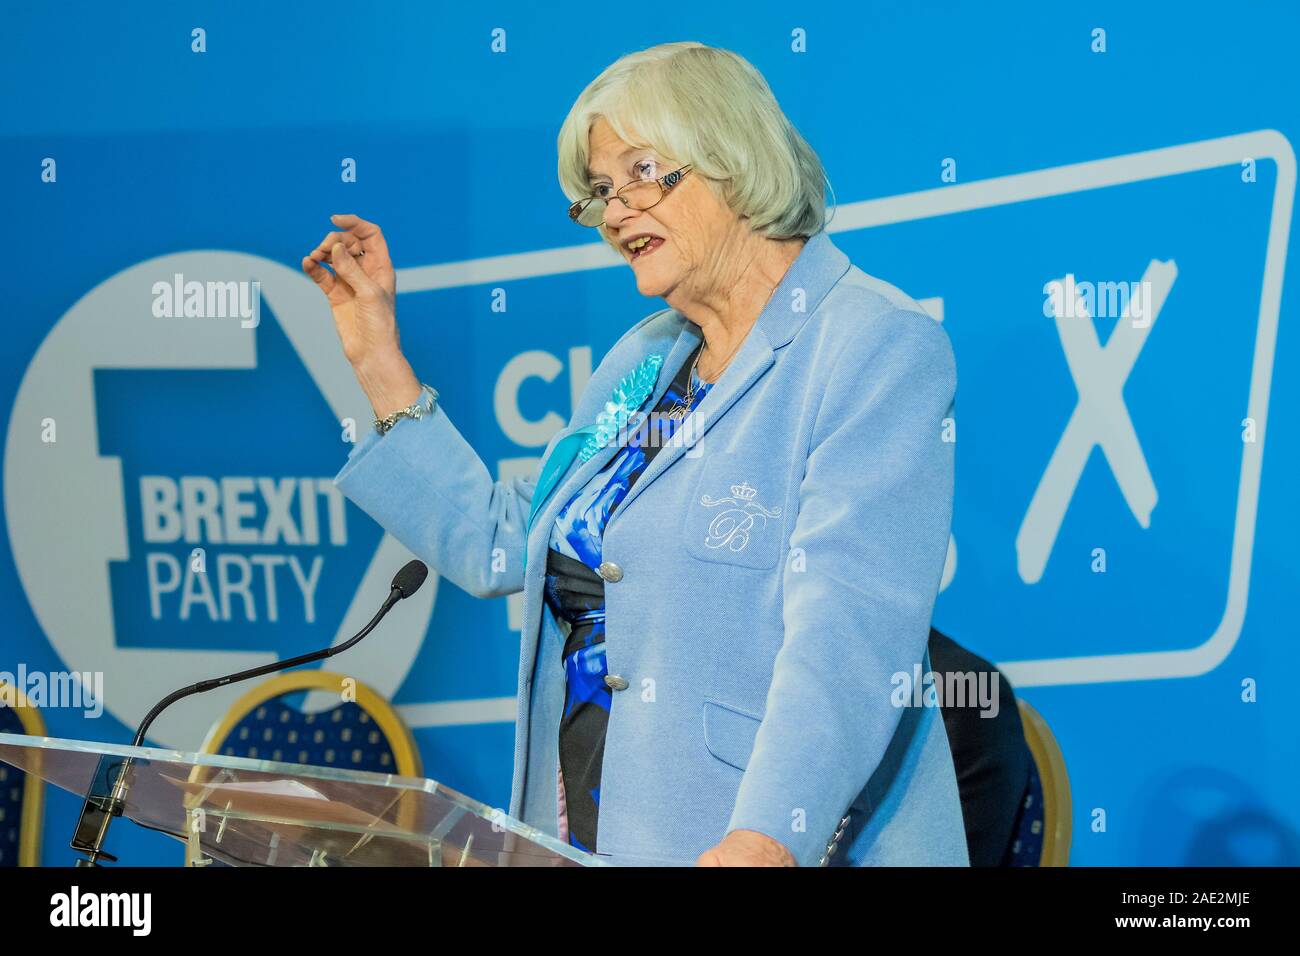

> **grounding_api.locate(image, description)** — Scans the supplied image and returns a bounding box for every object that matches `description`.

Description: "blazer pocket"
[702,699,763,771]
[682,451,787,570]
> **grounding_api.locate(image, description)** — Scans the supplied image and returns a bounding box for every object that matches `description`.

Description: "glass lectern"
[0,731,603,867]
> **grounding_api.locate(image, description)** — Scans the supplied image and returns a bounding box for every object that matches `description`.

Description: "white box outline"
[395,129,1295,691]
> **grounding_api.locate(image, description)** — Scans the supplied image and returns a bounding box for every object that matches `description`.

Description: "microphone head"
[391,560,429,599]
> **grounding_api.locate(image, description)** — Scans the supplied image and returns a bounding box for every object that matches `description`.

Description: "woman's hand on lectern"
[302,213,422,417]
[697,829,797,867]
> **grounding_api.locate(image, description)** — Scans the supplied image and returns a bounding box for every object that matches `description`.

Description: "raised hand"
[302,214,422,417]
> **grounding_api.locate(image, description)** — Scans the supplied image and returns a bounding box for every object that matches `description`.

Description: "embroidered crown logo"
[730,480,758,501]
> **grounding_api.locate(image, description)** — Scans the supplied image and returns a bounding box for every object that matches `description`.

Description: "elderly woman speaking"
[303,41,966,867]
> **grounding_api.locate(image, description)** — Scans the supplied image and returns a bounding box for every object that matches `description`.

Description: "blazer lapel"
[526,426,597,535]
[610,324,775,521]
[523,313,697,570]
[606,232,851,519]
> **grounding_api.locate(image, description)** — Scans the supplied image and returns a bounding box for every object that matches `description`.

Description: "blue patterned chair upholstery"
[1008,699,1072,866]
[200,671,421,776]
[0,683,46,867]
[1002,758,1046,865]
[213,697,398,772]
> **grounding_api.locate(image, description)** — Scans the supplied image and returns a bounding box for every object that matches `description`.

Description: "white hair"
[557,41,831,239]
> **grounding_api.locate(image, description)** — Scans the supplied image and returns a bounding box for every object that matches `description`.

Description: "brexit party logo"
[3,252,436,747]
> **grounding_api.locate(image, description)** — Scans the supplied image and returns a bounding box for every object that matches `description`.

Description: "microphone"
[391,559,428,600]
[71,560,429,865]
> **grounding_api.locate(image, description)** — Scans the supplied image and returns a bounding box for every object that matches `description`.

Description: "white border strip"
[399,696,517,728]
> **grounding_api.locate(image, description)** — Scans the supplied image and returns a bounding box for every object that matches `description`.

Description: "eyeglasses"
[569,164,693,227]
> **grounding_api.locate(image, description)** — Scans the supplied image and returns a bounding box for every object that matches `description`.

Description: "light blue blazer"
[335,230,968,866]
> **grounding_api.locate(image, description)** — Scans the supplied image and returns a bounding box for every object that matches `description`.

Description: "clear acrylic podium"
[0,732,604,867]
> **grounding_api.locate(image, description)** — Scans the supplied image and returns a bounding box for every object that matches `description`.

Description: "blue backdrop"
[1,0,1296,865]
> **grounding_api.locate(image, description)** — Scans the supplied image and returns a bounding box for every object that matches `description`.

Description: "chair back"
[187,671,422,865]
[1011,698,1072,866]
[200,671,422,777]
[0,681,46,867]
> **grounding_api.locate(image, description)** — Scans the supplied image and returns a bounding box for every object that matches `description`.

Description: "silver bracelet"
[374,384,439,436]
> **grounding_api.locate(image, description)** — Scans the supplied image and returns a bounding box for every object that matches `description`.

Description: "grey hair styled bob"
[557,41,832,240]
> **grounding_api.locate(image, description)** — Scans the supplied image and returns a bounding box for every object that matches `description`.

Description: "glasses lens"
[571,198,607,227]
[621,180,662,211]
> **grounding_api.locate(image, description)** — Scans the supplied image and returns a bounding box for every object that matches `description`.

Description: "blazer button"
[604,675,630,691]
[597,561,624,583]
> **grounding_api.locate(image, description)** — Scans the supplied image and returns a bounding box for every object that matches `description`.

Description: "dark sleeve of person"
[928,628,1033,867]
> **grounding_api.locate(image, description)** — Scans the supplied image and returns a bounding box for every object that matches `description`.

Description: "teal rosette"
[577,351,665,462]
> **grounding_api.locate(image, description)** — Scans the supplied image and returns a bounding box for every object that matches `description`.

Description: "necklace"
[666,351,705,420]
[666,339,738,420]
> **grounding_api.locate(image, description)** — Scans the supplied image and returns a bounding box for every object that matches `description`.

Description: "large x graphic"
[1016,259,1178,584]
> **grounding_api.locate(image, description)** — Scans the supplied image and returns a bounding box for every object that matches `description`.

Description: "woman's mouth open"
[626,235,666,261]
